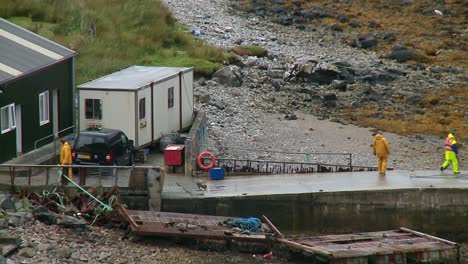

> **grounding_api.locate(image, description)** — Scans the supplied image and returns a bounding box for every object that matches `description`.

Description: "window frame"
[1,103,16,134]
[168,87,174,108]
[85,98,103,120]
[139,97,146,119]
[39,91,50,126]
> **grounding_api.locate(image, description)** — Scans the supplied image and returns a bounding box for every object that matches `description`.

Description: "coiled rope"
[54,165,114,225]
[226,217,262,234]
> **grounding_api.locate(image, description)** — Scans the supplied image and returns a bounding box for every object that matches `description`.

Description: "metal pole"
[54,134,58,164]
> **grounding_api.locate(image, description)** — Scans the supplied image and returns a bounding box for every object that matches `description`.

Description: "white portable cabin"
[77,66,194,149]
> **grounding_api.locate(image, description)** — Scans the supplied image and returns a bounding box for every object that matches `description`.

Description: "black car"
[72,128,134,166]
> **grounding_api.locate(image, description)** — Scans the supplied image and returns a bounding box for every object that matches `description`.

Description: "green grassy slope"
[1,0,228,84]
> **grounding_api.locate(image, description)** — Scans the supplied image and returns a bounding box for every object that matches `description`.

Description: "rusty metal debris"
[118,206,278,251]
[278,227,460,263]
[117,208,460,263]
[18,186,122,226]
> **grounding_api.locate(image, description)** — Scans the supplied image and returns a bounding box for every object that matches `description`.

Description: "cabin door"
[137,92,152,148]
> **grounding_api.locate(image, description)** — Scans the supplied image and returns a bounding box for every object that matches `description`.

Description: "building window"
[85,99,102,119]
[1,103,16,134]
[39,91,49,125]
[168,87,174,108]
[139,98,146,119]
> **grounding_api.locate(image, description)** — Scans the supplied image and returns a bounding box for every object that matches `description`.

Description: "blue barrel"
[209,167,225,180]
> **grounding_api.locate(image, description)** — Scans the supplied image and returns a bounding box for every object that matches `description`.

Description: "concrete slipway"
[161,170,468,241]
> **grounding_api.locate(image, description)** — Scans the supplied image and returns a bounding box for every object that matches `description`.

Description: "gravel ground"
[5,223,292,264]
[160,0,466,170]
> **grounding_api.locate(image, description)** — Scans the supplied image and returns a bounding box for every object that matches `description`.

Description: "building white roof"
[78,65,192,91]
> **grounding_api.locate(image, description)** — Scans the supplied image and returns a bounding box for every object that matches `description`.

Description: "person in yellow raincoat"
[440,132,460,174]
[60,138,73,182]
[373,130,391,176]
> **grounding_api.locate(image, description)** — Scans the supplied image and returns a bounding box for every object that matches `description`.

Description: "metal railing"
[0,164,162,190]
[34,125,75,149]
[217,146,353,167]
[207,158,380,175]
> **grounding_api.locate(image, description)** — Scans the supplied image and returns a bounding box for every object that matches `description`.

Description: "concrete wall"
[162,188,468,242]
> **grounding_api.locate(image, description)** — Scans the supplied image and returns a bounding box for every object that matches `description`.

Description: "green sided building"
[0,18,77,163]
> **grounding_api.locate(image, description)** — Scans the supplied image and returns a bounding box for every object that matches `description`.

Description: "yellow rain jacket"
[373,134,391,158]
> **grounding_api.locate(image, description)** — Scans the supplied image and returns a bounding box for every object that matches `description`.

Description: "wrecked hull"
[118,206,277,252]
[118,207,460,262]
[278,227,460,264]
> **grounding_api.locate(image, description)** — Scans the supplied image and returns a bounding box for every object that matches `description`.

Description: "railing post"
[9,167,15,193]
[28,168,31,186]
[79,168,86,186]
[46,167,49,185]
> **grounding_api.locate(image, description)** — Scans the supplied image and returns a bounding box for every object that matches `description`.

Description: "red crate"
[164,144,185,166]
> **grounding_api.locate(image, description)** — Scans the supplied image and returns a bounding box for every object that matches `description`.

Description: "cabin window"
[168,87,174,108]
[85,99,102,119]
[39,91,49,125]
[139,98,146,119]
[1,103,16,134]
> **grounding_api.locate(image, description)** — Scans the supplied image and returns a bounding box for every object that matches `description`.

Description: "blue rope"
[226,217,262,234]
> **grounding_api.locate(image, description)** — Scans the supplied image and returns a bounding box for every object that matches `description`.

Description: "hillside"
[0,0,228,85]
[1,0,466,139]
[236,0,467,139]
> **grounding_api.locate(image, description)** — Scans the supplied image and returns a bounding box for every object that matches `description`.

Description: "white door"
[138,90,152,147]
[15,104,22,155]
[53,89,58,134]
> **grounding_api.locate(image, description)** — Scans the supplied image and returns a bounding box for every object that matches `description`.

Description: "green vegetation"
[1,0,228,84]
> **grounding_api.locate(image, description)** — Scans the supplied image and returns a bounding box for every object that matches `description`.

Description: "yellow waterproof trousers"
[378,156,388,174]
[441,151,459,173]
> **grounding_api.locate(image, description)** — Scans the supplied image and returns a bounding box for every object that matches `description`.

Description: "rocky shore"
[162,0,466,170]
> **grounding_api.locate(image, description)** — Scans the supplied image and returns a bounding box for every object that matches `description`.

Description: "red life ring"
[197,151,216,171]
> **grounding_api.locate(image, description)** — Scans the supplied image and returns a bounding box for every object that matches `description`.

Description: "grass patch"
[257,0,467,68]
[231,45,268,57]
[342,86,467,140]
[1,0,228,84]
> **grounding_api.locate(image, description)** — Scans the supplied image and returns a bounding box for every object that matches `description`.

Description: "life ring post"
[197,151,216,171]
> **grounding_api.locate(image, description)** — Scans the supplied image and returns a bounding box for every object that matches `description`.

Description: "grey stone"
[55,247,72,258]
[98,252,112,261]
[330,24,343,32]
[0,196,16,212]
[210,101,225,110]
[362,71,399,84]
[384,46,418,62]
[331,80,347,91]
[199,92,210,104]
[32,205,57,225]
[8,212,34,227]
[268,69,284,79]
[37,242,51,252]
[349,19,360,28]
[56,215,87,228]
[337,14,349,23]
[212,66,243,87]
[18,247,35,258]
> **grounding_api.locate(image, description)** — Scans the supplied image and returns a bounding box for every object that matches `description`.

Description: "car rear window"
[74,134,108,151]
